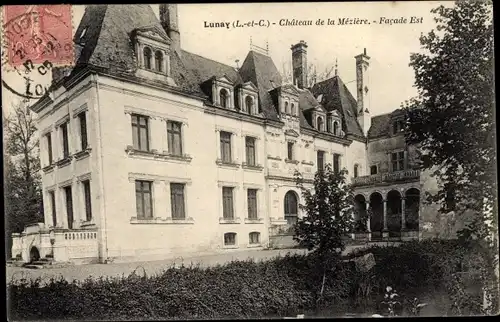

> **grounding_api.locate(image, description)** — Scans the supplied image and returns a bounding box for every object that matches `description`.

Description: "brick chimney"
[355,48,371,136]
[291,40,308,89]
[160,4,181,56]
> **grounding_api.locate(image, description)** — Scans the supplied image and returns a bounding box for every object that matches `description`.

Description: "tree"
[403,1,495,238]
[294,165,355,303]
[4,101,44,257]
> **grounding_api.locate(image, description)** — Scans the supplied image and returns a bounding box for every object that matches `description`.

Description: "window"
[245,137,256,166]
[317,150,325,172]
[78,112,88,150]
[370,165,378,175]
[64,186,73,229]
[354,164,359,178]
[247,189,258,219]
[224,232,236,246]
[222,187,234,219]
[317,117,324,131]
[245,96,254,115]
[333,121,339,136]
[249,232,260,244]
[219,88,229,108]
[82,180,92,222]
[391,151,405,172]
[220,131,232,163]
[170,183,185,219]
[333,153,341,174]
[284,191,298,226]
[135,180,153,219]
[284,101,289,114]
[144,47,152,70]
[154,50,163,72]
[49,191,56,227]
[61,122,69,158]
[287,141,294,160]
[327,118,332,133]
[392,120,404,135]
[167,121,183,156]
[131,114,149,151]
[46,133,53,164]
[291,103,295,116]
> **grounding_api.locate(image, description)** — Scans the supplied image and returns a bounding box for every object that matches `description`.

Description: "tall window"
[291,103,296,116]
[170,183,185,219]
[135,180,153,219]
[287,141,294,160]
[61,122,69,158]
[317,150,325,172]
[78,112,88,150]
[245,137,256,166]
[224,232,236,246]
[327,118,332,133]
[333,121,339,135]
[284,191,298,226]
[333,153,341,174]
[219,89,229,108]
[249,232,260,244]
[154,50,163,72]
[391,151,405,172]
[354,164,359,178]
[245,96,254,115]
[222,187,234,219]
[284,101,289,114]
[64,186,73,229]
[247,189,258,219]
[220,131,232,163]
[82,180,92,221]
[370,165,378,175]
[49,190,57,227]
[46,133,53,164]
[167,121,183,156]
[131,114,149,151]
[144,47,152,70]
[317,117,324,131]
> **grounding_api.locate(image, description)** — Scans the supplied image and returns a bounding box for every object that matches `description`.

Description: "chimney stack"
[291,40,308,89]
[355,48,371,136]
[160,4,181,56]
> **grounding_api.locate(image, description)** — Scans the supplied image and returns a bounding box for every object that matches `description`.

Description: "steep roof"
[367,109,405,139]
[181,50,242,85]
[310,76,364,137]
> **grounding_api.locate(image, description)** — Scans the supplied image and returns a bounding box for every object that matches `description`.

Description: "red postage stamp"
[2,5,74,68]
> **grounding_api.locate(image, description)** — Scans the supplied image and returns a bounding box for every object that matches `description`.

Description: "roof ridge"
[182,49,236,71]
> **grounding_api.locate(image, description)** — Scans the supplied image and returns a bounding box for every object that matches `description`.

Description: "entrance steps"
[21,258,74,269]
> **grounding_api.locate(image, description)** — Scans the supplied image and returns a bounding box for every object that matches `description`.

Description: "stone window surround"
[279,94,299,117]
[135,34,171,76]
[128,173,194,224]
[242,133,263,169]
[218,181,241,224]
[247,231,262,247]
[215,127,241,167]
[223,232,238,249]
[212,78,235,109]
[243,184,264,223]
[237,84,259,115]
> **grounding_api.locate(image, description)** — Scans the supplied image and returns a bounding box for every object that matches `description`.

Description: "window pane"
[391,153,397,161]
[79,113,88,150]
[65,187,73,229]
[136,191,144,218]
[288,142,293,160]
[139,127,148,151]
[144,191,152,218]
[171,183,185,219]
[392,161,398,171]
[47,133,53,163]
[132,124,139,149]
[224,233,236,245]
[62,123,69,157]
[222,187,234,219]
[50,191,57,227]
[248,189,257,219]
[83,180,92,221]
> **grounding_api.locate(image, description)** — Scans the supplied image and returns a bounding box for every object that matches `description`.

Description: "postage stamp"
[2,5,74,69]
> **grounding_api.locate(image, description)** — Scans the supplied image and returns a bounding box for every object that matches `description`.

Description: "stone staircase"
[18,257,73,269]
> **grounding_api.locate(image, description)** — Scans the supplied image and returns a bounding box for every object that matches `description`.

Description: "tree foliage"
[403,1,495,234]
[294,165,355,257]
[4,102,43,255]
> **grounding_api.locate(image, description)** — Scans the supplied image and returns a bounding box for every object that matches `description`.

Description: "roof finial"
[364,48,367,55]
[335,58,338,76]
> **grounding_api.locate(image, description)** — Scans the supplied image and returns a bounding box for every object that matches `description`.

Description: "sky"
[2,2,452,117]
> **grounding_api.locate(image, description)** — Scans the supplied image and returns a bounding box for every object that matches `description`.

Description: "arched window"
[291,103,295,116]
[327,117,332,133]
[333,121,339,135]
[354,164,359,178]
[317,117,324,131]
[245,96,254,115]
[143,47,152,70]
[284,191,298,226]
[219,88,229,108]
[224,232,236,246]
[154,50,163,72]
[249,232,260,244]
[285,101,289,114]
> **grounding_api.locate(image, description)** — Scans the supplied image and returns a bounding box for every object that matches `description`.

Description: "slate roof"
[310,76,364,137]
[367,109,405,139]
[49,4,369,139]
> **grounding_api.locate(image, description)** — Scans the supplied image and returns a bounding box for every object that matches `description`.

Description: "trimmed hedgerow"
[7,240,493,319]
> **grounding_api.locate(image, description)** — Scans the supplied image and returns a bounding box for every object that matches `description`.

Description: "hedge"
[7,239,495,319]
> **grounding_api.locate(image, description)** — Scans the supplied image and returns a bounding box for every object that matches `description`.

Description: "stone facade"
[10,4,452,264]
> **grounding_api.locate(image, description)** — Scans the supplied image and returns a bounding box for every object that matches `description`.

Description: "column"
[401,197,406,231]
[383,199,388,231]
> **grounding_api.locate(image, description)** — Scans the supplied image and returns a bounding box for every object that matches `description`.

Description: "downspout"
[92,74,109,262]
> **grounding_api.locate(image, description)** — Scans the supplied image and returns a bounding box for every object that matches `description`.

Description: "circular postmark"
[1,5,74,100]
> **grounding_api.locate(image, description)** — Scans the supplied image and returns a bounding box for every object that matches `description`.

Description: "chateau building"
[12,4,452,264]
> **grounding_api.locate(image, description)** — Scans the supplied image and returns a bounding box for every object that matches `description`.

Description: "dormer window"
[154,50,163,72]
[285,101,290,114]
[245,96,254,115]
[392,120,404,135]
[220,88,229,108]
[317,116,324,131]
[143,47,152,70]
[333,121,339,135]
[291,103,296,116]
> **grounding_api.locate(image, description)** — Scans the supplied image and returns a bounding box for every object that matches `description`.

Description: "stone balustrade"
[352,169,420,187]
